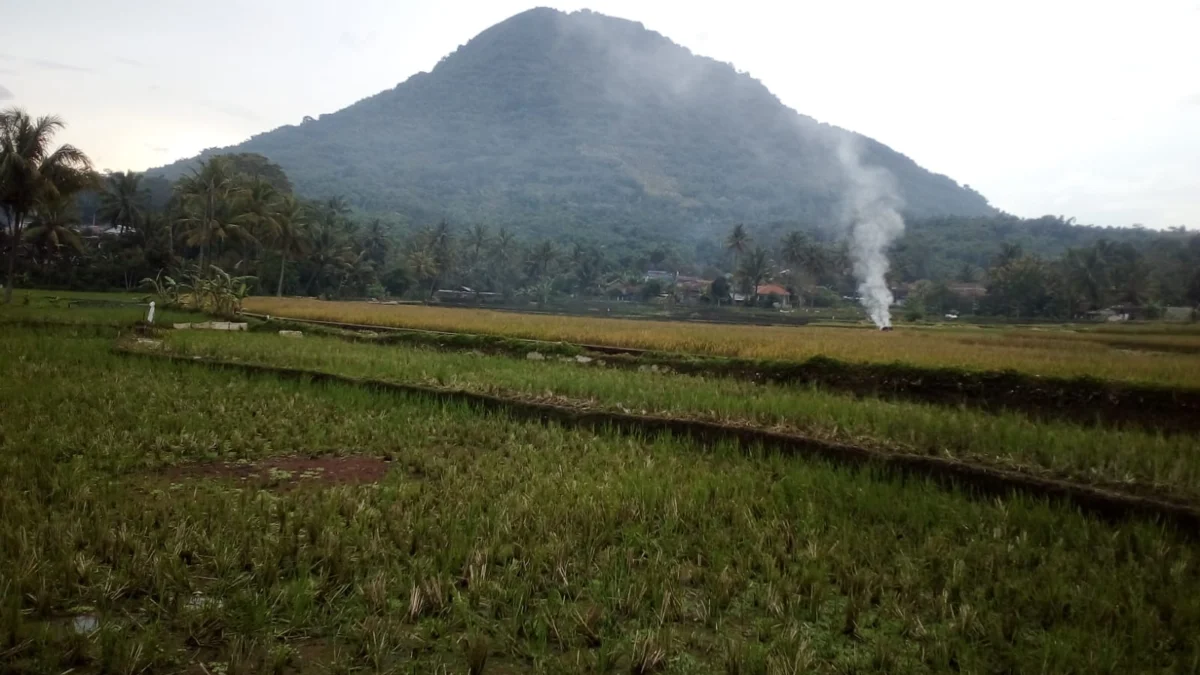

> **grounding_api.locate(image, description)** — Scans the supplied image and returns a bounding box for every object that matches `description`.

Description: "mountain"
[151,8,995,238]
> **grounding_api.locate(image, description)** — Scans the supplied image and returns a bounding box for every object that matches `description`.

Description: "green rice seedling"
[4,320,1200,672]
[155,329,1200,502]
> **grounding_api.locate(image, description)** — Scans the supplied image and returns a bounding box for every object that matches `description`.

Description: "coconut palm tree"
[737,246,772,296]
[463,223,489,274]
[458,223,491,296]
[175,156,247,274]
[322,195,351,219]
[235,176,281,249]
[1063,246,1107,311]
[270,195,310,296]
[526,240,557,282]
[97,171,148,234]
[304,219,355,296]
[488,227,518,296]
[361,218,391,268]
[779,231,805,266]
[24,193,84,263]
[0,107,95,303]
[780,230,834,300]
[407,248,439,298]
[423,220,455,298]
[466,224,489,261]
[490,227,516,272]
[574,250,604,296]
[725,223,751,273]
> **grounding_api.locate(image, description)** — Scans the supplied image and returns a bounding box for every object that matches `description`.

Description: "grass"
[0,293,199,328]
[11,288,157,303]
[3,323,1200,673]
[152,329,1200,503]
[244,297,1200,386]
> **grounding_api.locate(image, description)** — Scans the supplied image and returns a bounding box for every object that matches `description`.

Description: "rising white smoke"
[835,137,905,328]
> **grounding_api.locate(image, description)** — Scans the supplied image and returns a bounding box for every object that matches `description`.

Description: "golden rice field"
[244,297,1200,387]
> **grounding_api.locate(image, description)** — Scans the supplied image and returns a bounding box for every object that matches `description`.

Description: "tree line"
[0,107,856,306]
[723,223,1200,319]
[971,239,1200,319]
[0,109,617,303]
[3,107,1197,318]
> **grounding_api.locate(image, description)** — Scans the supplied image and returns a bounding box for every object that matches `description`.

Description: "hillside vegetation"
[151,8,994,238]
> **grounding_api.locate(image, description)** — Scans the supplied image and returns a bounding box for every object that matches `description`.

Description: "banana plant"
[140,264,255,316]
[140,270,182,308]
[206,265,256,316]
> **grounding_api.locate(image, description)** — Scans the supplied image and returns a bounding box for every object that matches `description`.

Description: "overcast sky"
[2,0,1197,227]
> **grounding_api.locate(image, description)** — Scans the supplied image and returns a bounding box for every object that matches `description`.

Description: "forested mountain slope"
[151,8,995,238]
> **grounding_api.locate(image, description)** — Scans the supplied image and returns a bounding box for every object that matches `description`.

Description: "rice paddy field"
[243,297,1200,387]
[4,295,1200,673]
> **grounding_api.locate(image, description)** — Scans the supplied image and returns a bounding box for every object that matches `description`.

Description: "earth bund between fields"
[252,317,1200,436]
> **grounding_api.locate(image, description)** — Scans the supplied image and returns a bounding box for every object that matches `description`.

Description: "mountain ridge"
[150,7,996,236]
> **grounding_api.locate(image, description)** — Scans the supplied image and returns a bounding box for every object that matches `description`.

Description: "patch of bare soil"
[163,455,391,488]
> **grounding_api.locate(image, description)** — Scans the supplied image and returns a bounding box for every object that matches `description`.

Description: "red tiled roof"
[755,284,789,296]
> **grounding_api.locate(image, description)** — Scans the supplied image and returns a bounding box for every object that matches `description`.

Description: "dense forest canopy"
[149,8,995,240]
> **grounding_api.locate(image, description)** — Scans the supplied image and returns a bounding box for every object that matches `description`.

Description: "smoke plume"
[836,137,905,328]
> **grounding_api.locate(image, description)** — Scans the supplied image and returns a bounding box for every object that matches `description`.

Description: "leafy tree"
[641,278,664,301]
[709,275,731,304]
[381,264,414,297]
[220,153,293,193]
[906,280,961,316]
[0,108,95,302]
[986,255,1053,318]
[1106,241,1150,305]
[1188,267,1200,309]
[993,242,1024,269]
